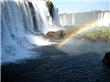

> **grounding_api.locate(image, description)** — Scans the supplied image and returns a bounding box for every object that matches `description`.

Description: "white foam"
[1,0,57,64]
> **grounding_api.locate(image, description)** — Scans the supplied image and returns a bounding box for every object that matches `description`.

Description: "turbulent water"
[1,0,110,81]
[97,12,110,27]
[1,0,110,64]
[2,38,110,82]
[1,0,60,64]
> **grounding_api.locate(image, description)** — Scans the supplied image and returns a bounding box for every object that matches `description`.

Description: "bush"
[76,26,110,41]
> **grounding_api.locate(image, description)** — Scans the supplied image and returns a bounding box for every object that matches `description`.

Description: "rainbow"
[55,21,97,47]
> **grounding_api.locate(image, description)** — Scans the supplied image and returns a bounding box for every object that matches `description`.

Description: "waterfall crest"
[59,11,110,27]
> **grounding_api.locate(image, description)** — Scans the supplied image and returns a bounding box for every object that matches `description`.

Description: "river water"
[2,38,110,82]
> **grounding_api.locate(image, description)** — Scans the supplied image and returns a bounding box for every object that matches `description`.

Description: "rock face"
[46,30,64,41]
[102,51,110,66]
[46,1,54,17]
[46,1,59,25]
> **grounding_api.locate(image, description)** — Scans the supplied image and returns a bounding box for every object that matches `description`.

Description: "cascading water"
[1,0,58,64]
[96,12,110,27]
[52,7,59,25]
[46,0,60,26]
[58,11,110,27]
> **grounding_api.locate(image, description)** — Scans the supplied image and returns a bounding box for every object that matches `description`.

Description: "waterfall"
[46,1,59,26]
[52,7,59,25]
[1,0,57,63]
[59,11,110,27]
[96,12,110,27]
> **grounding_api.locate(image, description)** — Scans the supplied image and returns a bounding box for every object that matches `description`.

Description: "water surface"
[2,39,110,82]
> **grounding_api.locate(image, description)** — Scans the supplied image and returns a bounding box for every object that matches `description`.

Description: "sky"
[52,0,110,13]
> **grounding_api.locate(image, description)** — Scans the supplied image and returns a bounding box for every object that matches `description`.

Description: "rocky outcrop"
[46,1,54,17]
[46,1,59,25]
[45,30,64,41]
[102,51,110,66]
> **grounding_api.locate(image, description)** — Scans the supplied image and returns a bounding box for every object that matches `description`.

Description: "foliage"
[76,26,110,41]
[46,1,54,13]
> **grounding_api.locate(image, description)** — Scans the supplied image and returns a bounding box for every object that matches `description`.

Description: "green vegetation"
[76,26,110,41]
[46,30,64,39]
[46,1,54,15]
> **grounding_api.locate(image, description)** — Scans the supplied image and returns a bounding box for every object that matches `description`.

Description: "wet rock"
[102,51,110,66]
[46,1,54,17]
[45,30,64,41]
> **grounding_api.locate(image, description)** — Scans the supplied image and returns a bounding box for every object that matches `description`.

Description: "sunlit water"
[2,38,110,82]
[58,38,110,56]
[1,0,61,64]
